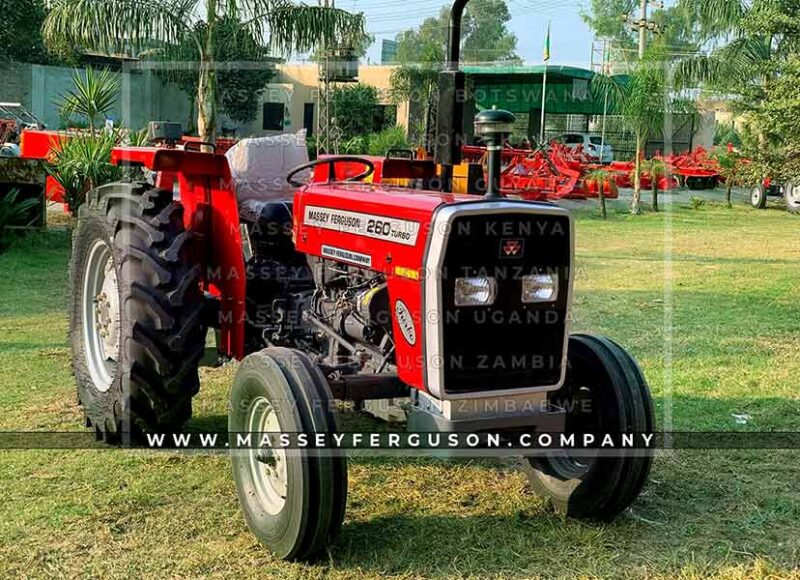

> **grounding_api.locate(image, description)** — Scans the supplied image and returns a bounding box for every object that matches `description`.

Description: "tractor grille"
[435,209,572,395]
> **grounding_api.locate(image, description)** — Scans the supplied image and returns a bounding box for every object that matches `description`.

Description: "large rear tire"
[69,183,205,441]
[522,334,654,521]
[784,182,800,214]
[229,348,347,560]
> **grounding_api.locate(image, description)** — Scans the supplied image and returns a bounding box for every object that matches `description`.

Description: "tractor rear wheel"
[229,348,347,560]
[784,182,800,214]
[69,183,205,441]
[750,184,767,209]
[522,334,654,521]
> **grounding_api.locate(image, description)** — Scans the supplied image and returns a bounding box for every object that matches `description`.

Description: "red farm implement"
[461,143,619,201]
[603,147,721,192]
[663,147,720,190]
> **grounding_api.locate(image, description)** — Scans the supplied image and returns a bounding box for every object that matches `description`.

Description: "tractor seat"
[225,131,309,205]
[239,199,295,257]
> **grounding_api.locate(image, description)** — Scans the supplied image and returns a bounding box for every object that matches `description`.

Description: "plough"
[604,147,721,191]
[461,143,619,201]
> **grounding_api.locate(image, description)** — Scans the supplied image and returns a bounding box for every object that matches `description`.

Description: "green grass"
[0,199,799,579]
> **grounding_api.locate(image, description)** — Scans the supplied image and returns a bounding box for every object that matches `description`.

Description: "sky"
[341,0,595,68]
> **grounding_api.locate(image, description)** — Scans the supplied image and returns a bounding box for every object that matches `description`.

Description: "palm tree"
[713,148,745,209]
[621,51,668,215]
[640,157,668,212]
[593,45,697,215]
[57,68,120,135]
[584,169,610,219]
[42,0,365,145]
[673,0,776,104]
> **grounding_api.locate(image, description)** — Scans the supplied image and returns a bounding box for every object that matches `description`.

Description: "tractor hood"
[294,182,467,276]
[293,183,572,395]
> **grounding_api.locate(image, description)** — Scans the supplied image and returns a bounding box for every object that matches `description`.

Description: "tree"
[390,8,447,146]
[42,0,365,145]
[674,0,800,187]
[640,157,668,212]
[595,46,697,214]
[0,190,39,251]
[620,50,667,215]
[393,1,520,66]
[390,0,520,148]
[584,169,610,219]
[57,68,119,134]
[0,0,58,64]
[330,84,381,140]
[153,16,276,130]
[738,55,800,190]
[713,147,746,209]
[581,0,700,66]
[461,0,521,64]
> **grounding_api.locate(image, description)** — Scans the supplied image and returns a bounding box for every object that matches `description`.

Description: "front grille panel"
[439,211,571,394]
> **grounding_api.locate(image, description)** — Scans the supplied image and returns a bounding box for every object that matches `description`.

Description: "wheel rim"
[751,187,763,205]
[786,183,800,208]
[549,385,597,479]
[246,396,288,515]
[82,240,120,393]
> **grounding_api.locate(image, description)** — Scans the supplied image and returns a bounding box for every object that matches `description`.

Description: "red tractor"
[68,0,653,560]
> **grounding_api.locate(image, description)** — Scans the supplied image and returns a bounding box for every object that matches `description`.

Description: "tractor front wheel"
[750,184,767,209]
[69,184,205,441]
[522,334,654,521]
[229,348,347,560]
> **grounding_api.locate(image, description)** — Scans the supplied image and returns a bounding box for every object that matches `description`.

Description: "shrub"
[689,196,706,210]
[0,189,39,251]
[46,132,122,213]
[367,126,409,156]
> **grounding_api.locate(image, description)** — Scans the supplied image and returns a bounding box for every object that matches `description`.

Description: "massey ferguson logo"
[501,239,524,258]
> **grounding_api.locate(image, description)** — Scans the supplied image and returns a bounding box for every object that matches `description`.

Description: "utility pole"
[638,0,647,58]
[317,0,336,155]
[623,0,663,60]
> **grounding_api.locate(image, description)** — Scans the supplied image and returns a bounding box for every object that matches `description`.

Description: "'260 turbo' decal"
[304,206,420,246]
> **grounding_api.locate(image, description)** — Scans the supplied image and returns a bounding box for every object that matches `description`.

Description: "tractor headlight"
[522,274,559,303]
[455,277,497,307]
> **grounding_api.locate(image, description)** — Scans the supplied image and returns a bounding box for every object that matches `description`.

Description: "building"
[1,60,712,156]
[242,64,410,137]
[0,61,409,141]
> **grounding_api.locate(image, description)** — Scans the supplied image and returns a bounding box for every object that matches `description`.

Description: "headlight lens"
[522,274,559,303]
[454,277,497,307]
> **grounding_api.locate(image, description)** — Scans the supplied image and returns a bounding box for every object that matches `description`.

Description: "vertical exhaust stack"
[434,0,471,193]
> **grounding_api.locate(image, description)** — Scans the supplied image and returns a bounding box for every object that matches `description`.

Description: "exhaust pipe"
[447,0,470,69]
[434,0,471,192]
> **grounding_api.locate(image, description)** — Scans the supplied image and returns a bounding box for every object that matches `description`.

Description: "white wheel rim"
[246,396,288,515]
[787,183,800,206]
[751,187,762,204]
[82,240,120,393]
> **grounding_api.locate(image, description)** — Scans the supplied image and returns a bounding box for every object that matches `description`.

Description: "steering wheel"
[287,156,375,188]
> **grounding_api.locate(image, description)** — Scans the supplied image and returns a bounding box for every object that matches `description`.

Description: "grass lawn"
[0,195,799,579]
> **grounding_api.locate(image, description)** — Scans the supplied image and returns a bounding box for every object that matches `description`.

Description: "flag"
[543,23,551,62]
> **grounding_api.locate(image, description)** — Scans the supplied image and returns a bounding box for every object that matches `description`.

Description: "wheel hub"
[94,259,120,359]
[82,240,120,393]
[550,385,597,479]
[247,397,288,515]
